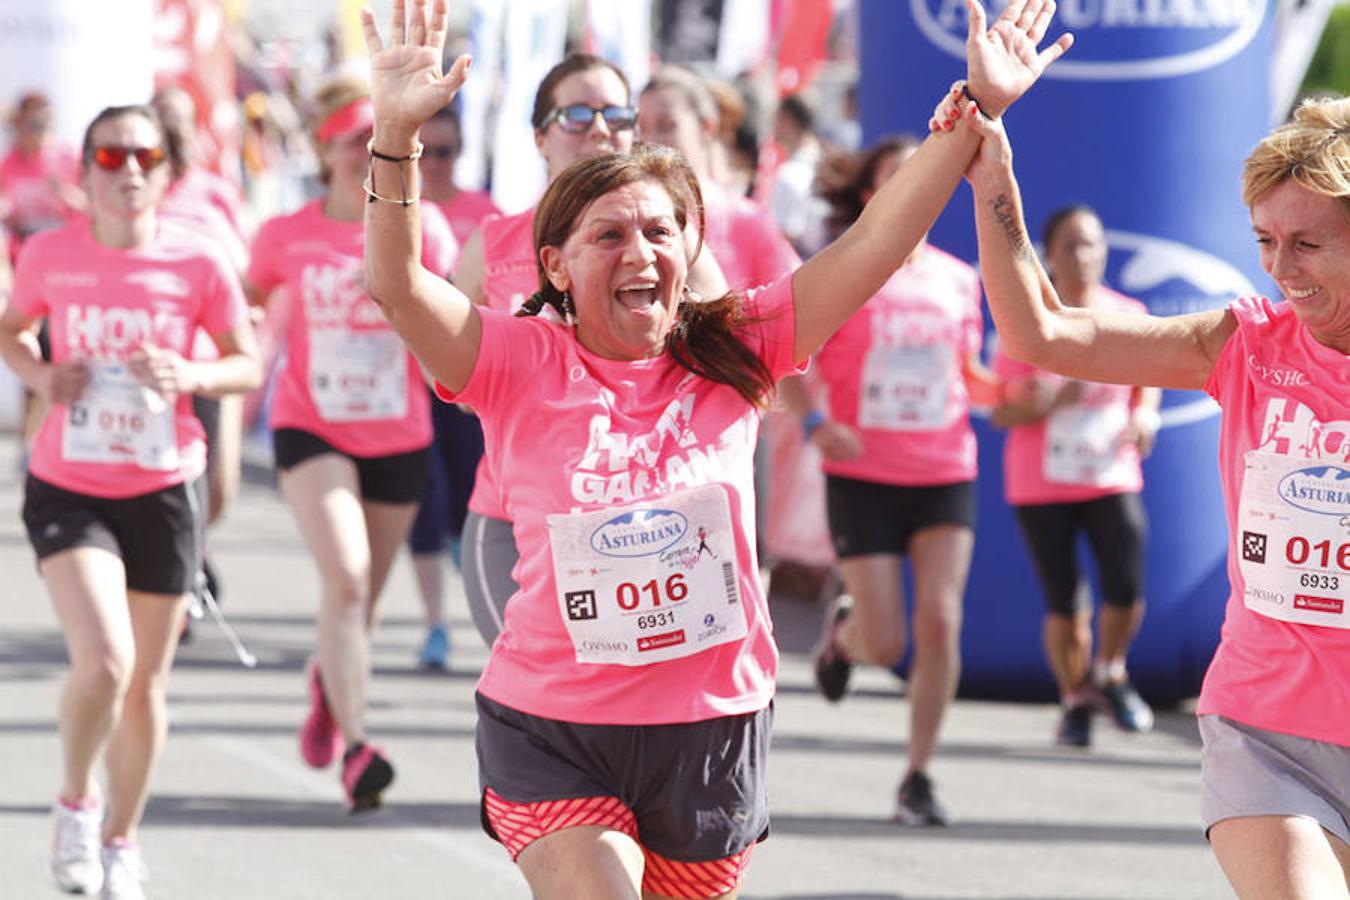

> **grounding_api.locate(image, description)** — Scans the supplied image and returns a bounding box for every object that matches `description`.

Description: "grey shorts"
[461,512,519,646]
[1199,715,1350,843]
[476,693,772,862]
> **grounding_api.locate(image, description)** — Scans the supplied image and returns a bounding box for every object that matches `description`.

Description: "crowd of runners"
[0,0,1344,897]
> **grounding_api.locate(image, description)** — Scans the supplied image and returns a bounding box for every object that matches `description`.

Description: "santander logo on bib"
[1277,465,1350,516]
[590,508,689,558]
[911,0,1265,79]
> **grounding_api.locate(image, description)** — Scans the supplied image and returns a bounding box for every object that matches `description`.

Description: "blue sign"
[859,0,1275,702]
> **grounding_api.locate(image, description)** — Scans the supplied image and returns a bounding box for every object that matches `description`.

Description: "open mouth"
[615,283,660,312]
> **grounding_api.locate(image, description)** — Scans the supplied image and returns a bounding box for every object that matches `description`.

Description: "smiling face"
[81,113,169,223]
[540,179,688,360]
[535,67,634,181]
[1252,179,1350,353]
[1045,210,1107,300]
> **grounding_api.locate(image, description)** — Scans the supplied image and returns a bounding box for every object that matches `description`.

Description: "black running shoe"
[1099,680,1154,732]
[894,771,949,827]
[811,595,854,702]
[1055,703,1093,748]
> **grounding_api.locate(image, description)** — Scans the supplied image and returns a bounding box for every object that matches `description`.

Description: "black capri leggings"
[1012,492,1146,617]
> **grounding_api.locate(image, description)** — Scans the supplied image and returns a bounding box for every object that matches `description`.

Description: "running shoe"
[1099,679,1155,732]
[98,842,145,900]
[51,799,103,894]
[811,594,854,703]
[894,771,950,827]
[300,662,342,769]
[341,742,395,813]
[1055,702,1094,748]
[418,624,450,670]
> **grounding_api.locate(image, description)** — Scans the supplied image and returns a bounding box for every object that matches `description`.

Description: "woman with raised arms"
[360,1,1069,896]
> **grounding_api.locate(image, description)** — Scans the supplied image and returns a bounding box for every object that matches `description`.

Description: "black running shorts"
[825,475,976,559]
[1013,492,1146,616]
[272,428,430,505]
[475,693,772,863]
[22,474,207,595]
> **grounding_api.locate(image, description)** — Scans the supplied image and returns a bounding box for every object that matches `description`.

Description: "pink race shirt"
[813,245,983,485]
[160,166,249,275]
[436,189,501,246]
[14,220,248,498]
[1,144,79,243]
[1199,295,1350,746]
[247,200,457,457]
[996,287,1148,505]
[467,207,539,520]
[439,275,802,725]
[702,181,799,292]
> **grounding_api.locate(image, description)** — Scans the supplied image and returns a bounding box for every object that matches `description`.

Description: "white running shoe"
[51,800,103,894]
[99,843,146,900]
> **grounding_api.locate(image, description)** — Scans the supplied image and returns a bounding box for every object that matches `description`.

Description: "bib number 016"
[615,573,688,611]
[1285,537,1350,571]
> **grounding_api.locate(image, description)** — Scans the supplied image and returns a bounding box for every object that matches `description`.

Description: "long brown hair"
[520,144,776,409]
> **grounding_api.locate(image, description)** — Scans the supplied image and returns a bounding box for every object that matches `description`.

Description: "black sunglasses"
[91,145,166,172]
[544,104,637,135]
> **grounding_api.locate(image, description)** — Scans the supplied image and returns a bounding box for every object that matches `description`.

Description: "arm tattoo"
[989,194,1033,262]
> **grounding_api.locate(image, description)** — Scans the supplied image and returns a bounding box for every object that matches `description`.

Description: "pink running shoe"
[299,662,342,769]
[341,742,395,813]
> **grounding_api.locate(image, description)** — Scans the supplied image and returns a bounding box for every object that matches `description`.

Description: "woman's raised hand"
[361,0,471,140]
[965,0,1072,118]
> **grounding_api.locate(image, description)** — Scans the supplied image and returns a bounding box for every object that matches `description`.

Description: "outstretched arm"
[362,0,480,393]
[950,97,1235,390]
[790,0,1073,363]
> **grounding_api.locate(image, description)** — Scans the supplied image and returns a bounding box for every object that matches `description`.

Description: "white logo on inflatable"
[911,0,1267,80]
[1106,228,1255,427]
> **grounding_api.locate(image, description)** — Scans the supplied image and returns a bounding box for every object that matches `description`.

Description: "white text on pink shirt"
[65,305,189,359]
[1257,398,1350,461]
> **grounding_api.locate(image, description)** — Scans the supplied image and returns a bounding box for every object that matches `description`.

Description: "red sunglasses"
[90,145,166,172]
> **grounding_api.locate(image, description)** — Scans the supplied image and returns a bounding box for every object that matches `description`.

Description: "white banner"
[491,0,568,213]
[587,0,651,91]
[0,0,155,150]
[1271,0,1337,124]
[457,0,506,191]
[717,0,771,79]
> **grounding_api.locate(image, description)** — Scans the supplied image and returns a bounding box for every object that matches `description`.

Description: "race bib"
[62,362,178,471]
[858,343,951,431]
[308,329,408,422]
[1237,451,1350,629]
[547,483,749,665]
[1043,404,1132,487]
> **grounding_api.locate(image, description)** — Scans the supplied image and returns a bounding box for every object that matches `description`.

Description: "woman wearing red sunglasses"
[0,103,260,899]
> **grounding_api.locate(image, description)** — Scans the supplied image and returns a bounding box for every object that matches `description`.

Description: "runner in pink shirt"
[0,103,259,898]
[990,205,1162,748]
[780,135,998,826]
[361,2,1066,895]
[944,90,1349,898]
[0,92,83,252]
[153,86,253,628]
[454,54,729,651]
[244,75,458,811]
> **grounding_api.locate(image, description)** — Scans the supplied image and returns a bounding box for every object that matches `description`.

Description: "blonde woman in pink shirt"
[245,74,458,811]
[0,103,260,899]
[939,90,1349,898]
[360,0,1067,896]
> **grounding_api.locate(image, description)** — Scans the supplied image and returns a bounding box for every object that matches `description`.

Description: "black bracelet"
[961,83,995,121]
[367,139,424,163]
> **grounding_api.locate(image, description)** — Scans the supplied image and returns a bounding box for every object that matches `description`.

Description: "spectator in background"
[768,93,829,258]
[0,92,83,256]
[420,106,500,245]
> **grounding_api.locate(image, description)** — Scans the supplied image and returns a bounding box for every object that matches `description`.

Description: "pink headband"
[316,97,374,142]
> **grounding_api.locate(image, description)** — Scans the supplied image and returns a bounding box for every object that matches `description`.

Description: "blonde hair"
[309,74,369,185]
[1242,95,1350,218]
